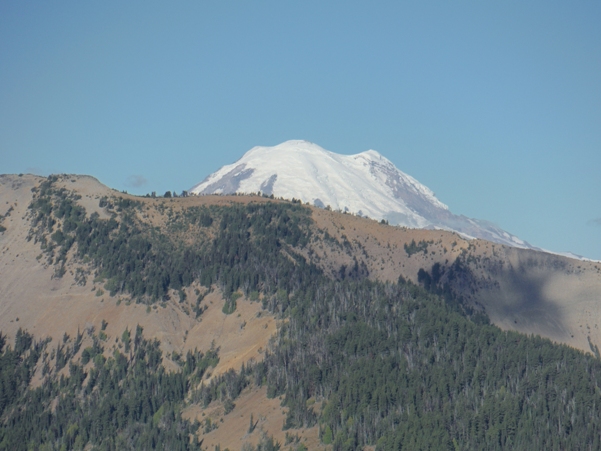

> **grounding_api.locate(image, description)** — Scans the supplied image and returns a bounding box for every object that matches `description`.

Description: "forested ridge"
[0,326,218,450]
[1,175,601,450]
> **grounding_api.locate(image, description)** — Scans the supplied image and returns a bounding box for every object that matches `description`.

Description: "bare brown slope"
[2,173,601,449]
[305,206,601,354]
[0,174,276,376]
[182,386,324,451]
[0,175,314,449]
[460,243,601,354]
[2,173,601,356]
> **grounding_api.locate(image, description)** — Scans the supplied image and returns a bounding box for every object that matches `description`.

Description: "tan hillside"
[2,172,601,450]
[2,173,601,356]
[0,174,277,376]
[182,386,324,451]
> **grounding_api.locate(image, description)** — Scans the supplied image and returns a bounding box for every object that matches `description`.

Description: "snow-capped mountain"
[190,140,534,249]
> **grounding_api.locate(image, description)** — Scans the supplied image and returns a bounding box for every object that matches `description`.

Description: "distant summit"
[190,140,533,249]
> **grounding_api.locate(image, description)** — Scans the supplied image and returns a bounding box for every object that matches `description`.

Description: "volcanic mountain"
[190,140,532,249]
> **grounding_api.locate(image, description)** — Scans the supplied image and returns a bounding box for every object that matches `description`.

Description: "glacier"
[190,140,536,250]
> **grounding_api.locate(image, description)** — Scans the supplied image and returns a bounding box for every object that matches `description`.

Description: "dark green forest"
[1,176,601,450]
[0,327,215,450]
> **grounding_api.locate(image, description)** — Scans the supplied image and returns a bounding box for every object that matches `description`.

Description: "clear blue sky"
[1,2,600,260]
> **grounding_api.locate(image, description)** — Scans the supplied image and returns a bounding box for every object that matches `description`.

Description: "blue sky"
[1,2,600,260]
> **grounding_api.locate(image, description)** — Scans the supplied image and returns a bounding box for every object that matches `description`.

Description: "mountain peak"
[357,149,383,159]
[190,141,534,249]
[261,139,326,153]
[278,139,318,147]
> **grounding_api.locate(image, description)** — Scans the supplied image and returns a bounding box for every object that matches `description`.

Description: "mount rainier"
[190,140,533,249]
